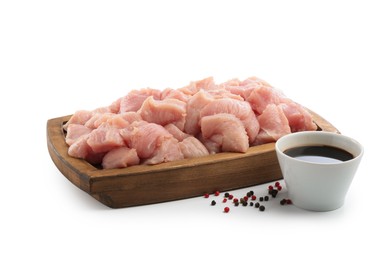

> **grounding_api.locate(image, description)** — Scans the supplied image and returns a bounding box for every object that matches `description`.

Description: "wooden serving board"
[47,110,338,208]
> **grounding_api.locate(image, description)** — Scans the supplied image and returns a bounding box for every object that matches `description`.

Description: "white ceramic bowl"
[275,131,364,211]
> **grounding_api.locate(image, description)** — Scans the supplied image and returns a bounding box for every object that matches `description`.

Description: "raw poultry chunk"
[200,113,249,153]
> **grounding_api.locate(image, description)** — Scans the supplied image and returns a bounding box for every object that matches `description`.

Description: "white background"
[1,0,389,259]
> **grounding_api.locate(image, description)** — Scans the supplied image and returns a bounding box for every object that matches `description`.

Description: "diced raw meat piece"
[102,147,140,169]
[240,76,272,88]
[68,135,91,159]
[279,102,317,132]
[63,110,93,131]
[68,135,105,165]
[84,113,130,129]
[120,122,173,159]
[144,138,184,165]
[179,77,217,95]
[207,88,244,100]
[253,130,276,145]
[65,124,92,146]
[184,89,215,135]
[108,98,121,113]
[179,136,209,158]
[164,123,190,141]
[246,85,286,115]
[85,113,114,129]
[200,98,259,143]
[120,111,142,124]
[139,96,187,130]
[87,123,125,153]
[92,106,111,114]
[196,134,221,154]
[254,104,291,145]
[119,88,161,113]
[160,88,191,102]
[221,77,271,100]
[200,113,249,153]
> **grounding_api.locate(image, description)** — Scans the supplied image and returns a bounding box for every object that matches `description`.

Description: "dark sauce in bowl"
[283,145,354,163]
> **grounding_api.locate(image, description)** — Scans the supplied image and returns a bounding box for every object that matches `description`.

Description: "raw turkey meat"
[200,113,249,153]
[64,76,317,169]
[102,147,140,169]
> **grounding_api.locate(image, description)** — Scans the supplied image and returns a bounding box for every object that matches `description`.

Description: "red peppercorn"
[277,186,282,191]
[243,196,249,201]
[251,195,257,200]
[222,198,227,203]
[228,194,234,200]
[233,198,239,203]
[224,207,230,213]
[268,185,274,191]
[204,193,209,198]
[286,199,292,205]
[214,191,220,196]
[275,181,280,187]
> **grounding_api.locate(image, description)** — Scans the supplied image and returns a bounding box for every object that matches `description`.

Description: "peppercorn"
[234,201,239,207]
[224,207,230,213]
[280,199,286,205]
[264,196,269,201]
[214,190,220,196]
[228,194,234,200]
[259,205,265,211]
[259,197,264,202]
[242,201,248,207]
[251,195,257,200]
[204,193,209,198]
[250,202,254,206]
[286,199,292,205]
[255,202,260,208]
[211,200,216,206]
[270,189,278,198]
[224,192,230,198]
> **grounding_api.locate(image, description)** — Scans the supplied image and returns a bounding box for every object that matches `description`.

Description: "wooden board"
[47,110,339,208]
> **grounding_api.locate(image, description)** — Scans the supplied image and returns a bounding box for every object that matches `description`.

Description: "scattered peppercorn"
[242,201,248,207]
[259,197,264,202]
[222,198,227,203]
[214,191,220,196]
[277,186,282,191]
[233,198,239,203]
[224,207,230,213]
[234,201,239,207]
[224,192,230,198]
[286,199,292,205]
[211,200,216,206]
[251,195,257,200]
[255,202,260,208]
[228,194,234,200]
[275,181,280,187]
[280,199,286,205]
[249,202,254,206]
[259,205,265,211]
[204,193,209,198]
[270,189,278,198]
[243,196,249,201]
[264,196,269,201]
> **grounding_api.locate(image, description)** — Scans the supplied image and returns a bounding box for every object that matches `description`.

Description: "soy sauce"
[284,145,354,163]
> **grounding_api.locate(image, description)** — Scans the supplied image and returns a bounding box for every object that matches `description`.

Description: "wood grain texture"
[47,110,338,208]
